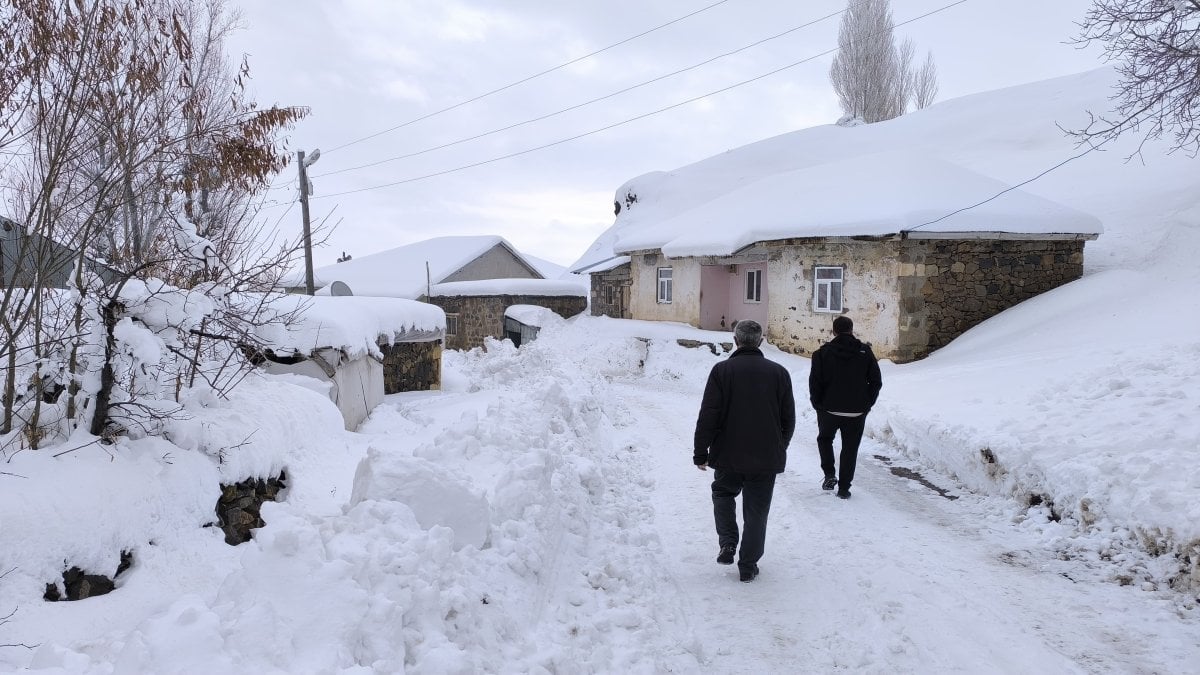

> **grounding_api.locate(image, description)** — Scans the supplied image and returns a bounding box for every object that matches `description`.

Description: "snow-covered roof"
[616,153,1102,258]
[256,294,445,359]
[574,255,631,275]
[571,69,1121,267]
[282,235,540,299]
[503,304,561,327]
[429,278,587,297]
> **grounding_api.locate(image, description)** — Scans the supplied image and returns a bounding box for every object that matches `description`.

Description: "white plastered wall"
[628,251,702,326]
[766,241,900,358]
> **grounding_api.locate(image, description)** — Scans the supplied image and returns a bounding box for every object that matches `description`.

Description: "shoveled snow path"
[606,371,1199,674]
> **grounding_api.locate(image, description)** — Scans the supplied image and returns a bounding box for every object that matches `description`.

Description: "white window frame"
[744,269,762,303]
[657,267,673,304]
[813,266,844,313]
[604,283,615,306]
[445,313,459,337]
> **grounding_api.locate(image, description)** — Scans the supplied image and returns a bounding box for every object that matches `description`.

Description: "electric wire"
[314,3,858,180]
[323,0,736,154]
[307,0,971,201]
[905,143,1106,232]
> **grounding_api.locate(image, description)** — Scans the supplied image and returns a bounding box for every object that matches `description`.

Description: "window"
[745,269,762,303]
[814,266,843,313]
[657,267,673,303]
[604,283,615,306]
[445,313,459,337]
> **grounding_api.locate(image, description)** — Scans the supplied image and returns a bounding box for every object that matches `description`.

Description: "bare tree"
[829,0,938,123]
[1074,0,1200,154]
[0,0,309,449]
[913,51,939,110]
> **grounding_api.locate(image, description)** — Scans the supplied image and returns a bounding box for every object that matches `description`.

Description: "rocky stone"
[44,550,134,601]
[216,472,287,545]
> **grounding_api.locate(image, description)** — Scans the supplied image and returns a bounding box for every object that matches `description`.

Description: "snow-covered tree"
[828,0,938,123]
[913,51,939,110]
[0,0,310,448]
[1075,0,1200,154]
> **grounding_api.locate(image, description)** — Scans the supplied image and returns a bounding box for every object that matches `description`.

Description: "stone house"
[575,256,632,319]
[283,235,587,350]
[587,154,1102,362]
[284,235,543,298]
[426,279,587,350]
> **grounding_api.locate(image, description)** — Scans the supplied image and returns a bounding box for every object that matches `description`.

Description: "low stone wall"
[428,295,587,350]
[44,550,134,601]
[216,473,287,545]
[379,340,442,392]
[897,238,1086,361]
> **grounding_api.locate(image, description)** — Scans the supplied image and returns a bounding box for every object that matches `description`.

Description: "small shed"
[254,295,445,430]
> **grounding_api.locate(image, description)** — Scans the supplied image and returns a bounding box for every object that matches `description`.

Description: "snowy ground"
[2,313,1198,673]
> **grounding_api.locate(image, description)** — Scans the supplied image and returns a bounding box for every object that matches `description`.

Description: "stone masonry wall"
[896,238,1086,361]
[589,264,632,319]
[428,295,587,350]
[379,340,442,393]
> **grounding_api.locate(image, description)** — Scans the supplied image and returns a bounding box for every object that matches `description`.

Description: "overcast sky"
[228,0,1103,269]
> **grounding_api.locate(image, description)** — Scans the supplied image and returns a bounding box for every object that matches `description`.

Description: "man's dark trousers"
[817,411,866,490]
[712,470,776,572]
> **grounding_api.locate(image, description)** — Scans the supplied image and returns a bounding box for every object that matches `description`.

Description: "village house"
[284,235,587,350]
[576,153,1101,362]
[1,216,120,288]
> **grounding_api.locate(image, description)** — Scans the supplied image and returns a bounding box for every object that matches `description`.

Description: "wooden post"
[298,150,315,295]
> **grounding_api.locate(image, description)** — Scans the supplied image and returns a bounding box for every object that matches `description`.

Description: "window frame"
[744,268,762,303]
[445,312,460,337]
[813,265,844,313]
[656,267,673,304]
[604,283,615,306]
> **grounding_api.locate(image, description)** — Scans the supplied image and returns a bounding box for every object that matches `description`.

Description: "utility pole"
[297,148,321,295]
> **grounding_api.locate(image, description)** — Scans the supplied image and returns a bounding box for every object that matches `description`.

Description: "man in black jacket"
[808,315,883,500]
[694,320,796,582]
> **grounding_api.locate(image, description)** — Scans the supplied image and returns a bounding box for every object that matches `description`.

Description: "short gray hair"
[733,320,763,348]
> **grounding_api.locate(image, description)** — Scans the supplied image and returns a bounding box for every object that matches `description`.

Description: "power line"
[315,4,857,180]
[906,143,1105,232]
[309,0,971,201]
[323,0,736,154]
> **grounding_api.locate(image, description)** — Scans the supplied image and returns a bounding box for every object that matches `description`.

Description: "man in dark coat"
[694,320,796,582]
[808,315,883,500]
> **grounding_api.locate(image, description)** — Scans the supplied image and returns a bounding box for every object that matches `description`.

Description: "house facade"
[625,233,1090,362]
[575,152,1104,363]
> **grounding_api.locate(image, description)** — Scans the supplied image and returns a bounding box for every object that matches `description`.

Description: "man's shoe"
[739,564,759,582]
[717,545,736,565]
[836,489,851,500]
[821,476,838,491]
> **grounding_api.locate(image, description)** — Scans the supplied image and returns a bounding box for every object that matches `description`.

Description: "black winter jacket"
[693,348,796,474]
[808,334,882,414]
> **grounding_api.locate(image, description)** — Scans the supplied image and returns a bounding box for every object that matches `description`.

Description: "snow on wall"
[430,277,586,297]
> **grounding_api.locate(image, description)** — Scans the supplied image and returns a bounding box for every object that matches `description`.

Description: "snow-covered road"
[605,359,1199,674]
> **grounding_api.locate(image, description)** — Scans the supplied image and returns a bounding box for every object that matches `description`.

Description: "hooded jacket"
[693,347,796,474]
[808,333,883,414]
